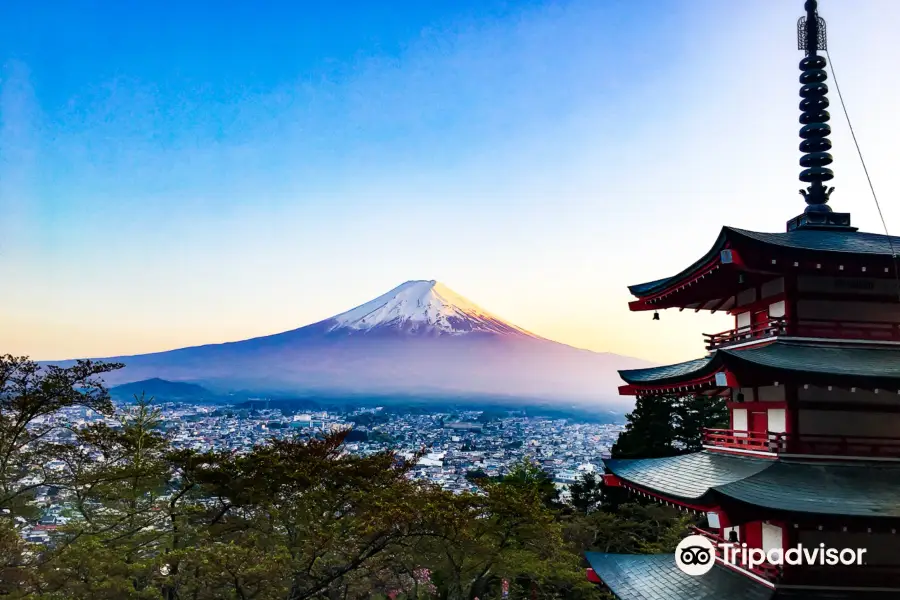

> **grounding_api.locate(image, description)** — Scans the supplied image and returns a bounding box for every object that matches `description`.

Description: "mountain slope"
[50,281,651,407]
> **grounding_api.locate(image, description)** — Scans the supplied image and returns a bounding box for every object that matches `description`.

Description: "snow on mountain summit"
[328,280,539,337]
[46,278,651,404]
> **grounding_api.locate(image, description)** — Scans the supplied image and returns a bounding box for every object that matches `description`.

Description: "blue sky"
[3,0,900,362]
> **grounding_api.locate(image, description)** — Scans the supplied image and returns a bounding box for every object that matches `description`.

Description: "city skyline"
[3,0,900,364]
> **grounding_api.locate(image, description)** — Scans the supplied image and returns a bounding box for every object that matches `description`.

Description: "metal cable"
[825,49,900,301]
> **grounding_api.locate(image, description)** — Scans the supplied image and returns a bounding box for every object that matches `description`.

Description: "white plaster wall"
[767,409,786,433]
[732,408,748,433]
[762,523,783,554]
[768,300,786,318]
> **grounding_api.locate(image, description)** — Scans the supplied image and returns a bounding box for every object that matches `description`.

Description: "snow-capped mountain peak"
[327,280,539,337]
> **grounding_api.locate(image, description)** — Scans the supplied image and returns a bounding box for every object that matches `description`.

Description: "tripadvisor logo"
[675,534,868,577]
[675,535,716,576]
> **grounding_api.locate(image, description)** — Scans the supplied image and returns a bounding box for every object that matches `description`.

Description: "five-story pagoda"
[585,1,900,598]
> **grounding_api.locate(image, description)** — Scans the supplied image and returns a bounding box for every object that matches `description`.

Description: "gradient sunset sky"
[3,0,900,364]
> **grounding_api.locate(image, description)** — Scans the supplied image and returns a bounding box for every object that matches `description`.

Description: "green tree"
[0,356,120,518]
[610,395,678,459]
[163,433,437,600]
[568,472,604,515]
[576,503,693,555]
[464,468,488,483]
[611,393,727,458]
[33,395,181,599]
[499,459,563,512]
[673,394,728,452]
[425,461,596,600]
[0,356,122,596]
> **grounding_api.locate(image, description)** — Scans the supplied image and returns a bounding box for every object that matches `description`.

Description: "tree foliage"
[1,355,613,600]
[610,395,678,459]
[673,394,728,453]
[611,393,727,459]
[568,472,603,515]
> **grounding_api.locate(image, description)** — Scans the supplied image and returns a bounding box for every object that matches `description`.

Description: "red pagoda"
[585,1,900,598]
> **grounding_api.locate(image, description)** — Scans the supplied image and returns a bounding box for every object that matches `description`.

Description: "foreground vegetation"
[0,356,694,599]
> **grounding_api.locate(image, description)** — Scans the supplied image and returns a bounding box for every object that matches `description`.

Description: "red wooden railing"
[703,318,787,350]
[704,317,900,350]
[703,428,786,453]
[690,527,781,582]
[703,428,900,458]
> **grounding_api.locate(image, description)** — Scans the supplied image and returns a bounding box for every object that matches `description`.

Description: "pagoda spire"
[787,0,853,232]
[798,0,833,211]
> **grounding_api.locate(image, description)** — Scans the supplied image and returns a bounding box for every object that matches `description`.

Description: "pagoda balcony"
[703,428,785,454]
[703,428,900,459]
[704,318,788,350]
[690,527,780,583]
[693,527,900,588]
[704,317,900,350]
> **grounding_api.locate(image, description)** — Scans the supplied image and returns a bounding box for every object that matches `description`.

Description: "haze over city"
[3,0,900,364]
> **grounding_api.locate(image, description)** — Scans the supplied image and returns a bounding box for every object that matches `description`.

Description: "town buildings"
[16,402,619,543]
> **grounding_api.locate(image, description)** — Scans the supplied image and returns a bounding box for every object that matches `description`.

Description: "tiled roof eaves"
[618,354,717,385]
[583,553,774,600]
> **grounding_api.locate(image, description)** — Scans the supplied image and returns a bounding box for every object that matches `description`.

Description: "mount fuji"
[52,281,652,407]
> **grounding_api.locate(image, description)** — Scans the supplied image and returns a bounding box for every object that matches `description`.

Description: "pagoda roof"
[606,452,900,518]
[715,459,900,518]
[734,227,900,255]
[627,226,900,310]
[726,340,900,380]
[584,553,773,600]
[628,227,731,298]
[604,452,770,503]
[619,340,900,390]
[620,355,717,386]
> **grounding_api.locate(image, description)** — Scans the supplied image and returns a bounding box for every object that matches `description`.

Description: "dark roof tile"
[605,452,771,501]
[628,226,900,298]
[715,459,900,518]
[584,553,774,600]
[619,355,716,384]
[729,227,900,255]
[607,451,900,518]
[722,341,900,380]
[619,340,900,387]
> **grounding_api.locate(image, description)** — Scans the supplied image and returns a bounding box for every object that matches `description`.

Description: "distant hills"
[50,280,652,410]
[109,378,214,401]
